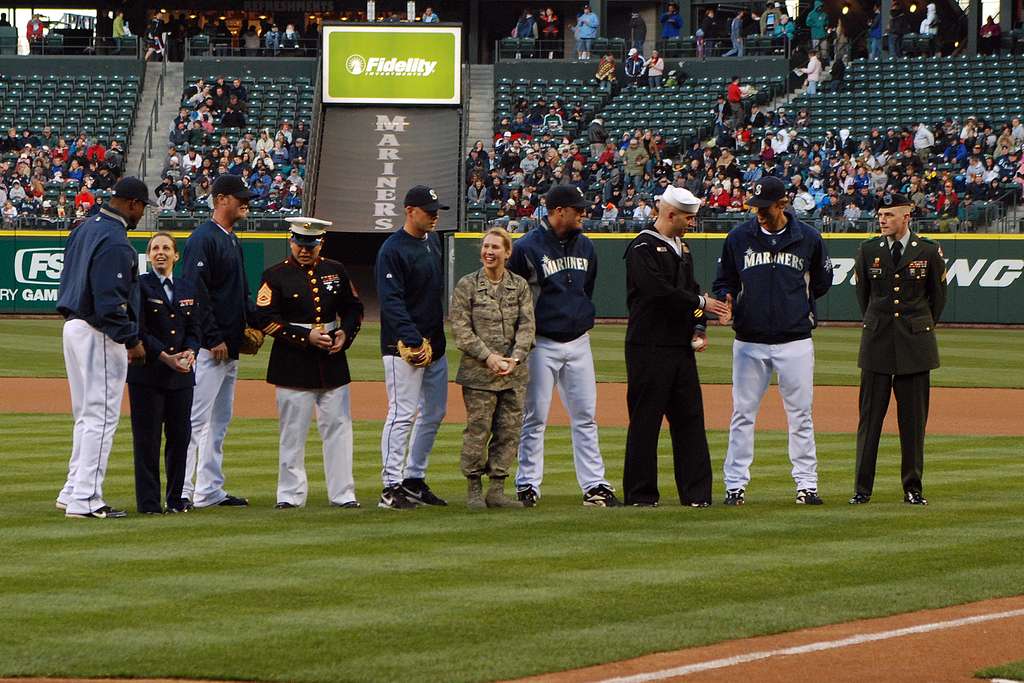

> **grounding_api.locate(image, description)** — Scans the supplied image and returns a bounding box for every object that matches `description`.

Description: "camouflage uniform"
[450,268,535,478]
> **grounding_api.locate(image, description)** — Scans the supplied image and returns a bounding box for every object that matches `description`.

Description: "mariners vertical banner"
[313,108,461,233]
[322,24,461,105]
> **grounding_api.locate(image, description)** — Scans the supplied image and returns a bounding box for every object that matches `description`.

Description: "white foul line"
[595,608,1024,683]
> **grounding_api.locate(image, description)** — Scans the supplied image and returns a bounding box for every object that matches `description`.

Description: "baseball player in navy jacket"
[56,177,152,519]
[375,186,450,510]
[713,176,833,506]
[508,185,620,508]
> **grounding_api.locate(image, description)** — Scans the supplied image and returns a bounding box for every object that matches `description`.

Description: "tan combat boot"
[467,477,486,509]
[485,477,524,508]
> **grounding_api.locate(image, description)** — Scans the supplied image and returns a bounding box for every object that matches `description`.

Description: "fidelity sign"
[323,24,461,104]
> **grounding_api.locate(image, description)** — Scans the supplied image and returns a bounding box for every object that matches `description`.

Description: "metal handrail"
[303,53,325,215]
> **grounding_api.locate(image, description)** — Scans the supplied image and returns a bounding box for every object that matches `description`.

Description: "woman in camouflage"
[449,228,535,509]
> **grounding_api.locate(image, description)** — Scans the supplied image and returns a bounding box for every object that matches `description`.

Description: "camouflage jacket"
[450,268,535,391]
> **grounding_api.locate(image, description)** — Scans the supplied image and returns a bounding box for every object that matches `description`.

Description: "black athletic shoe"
[378,485,416,510]
[687,500,712,508]
[177,498,194,511]
[583,484,622,507]
[65,505,127,519]
[629,500,659,507]
[274,502,298,509]
[724,488,745,506]
[167,505,191,514]
[904,491,928,506]
[332,501,361,509]
[516,486,538,507]
[795,488,824,505]
[217,494,249,507]
[401,478,448,506]
[849,493,871,505]
[141,509,165,515]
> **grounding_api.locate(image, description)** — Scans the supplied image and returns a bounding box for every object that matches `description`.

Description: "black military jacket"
[855,231,947,375]
[127,272,202,390]
[624,229,706,347]
[255,256,364,389]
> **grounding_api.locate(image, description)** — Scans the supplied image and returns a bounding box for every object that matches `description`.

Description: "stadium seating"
[493,76,614,141]
[0,72,140,149]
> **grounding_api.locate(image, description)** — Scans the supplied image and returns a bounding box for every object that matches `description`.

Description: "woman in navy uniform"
[127,232,201,514]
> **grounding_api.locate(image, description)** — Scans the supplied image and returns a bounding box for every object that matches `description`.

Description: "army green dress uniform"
[853,203,947,504]
[255,219,364,508]
[449,268,535,507]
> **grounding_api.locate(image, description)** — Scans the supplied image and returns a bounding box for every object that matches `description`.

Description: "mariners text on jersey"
[743,248,806,272]
[541,255,590,278]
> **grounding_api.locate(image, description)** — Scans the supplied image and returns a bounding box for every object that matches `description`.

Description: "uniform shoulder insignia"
[860,235,877,245]
[256,282,273,307]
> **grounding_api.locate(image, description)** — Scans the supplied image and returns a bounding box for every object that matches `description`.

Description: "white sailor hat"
[285,216,332,245]
[658,186,702,214]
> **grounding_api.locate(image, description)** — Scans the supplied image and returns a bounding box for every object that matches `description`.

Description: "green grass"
[978,660,1024,680]
[1,413,1022,682]
[3,319,1024,387]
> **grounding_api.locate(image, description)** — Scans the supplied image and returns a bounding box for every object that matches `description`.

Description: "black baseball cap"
[747,176,787,207]
[211,173,256,200]
[880,192,912,208]
[546,185,589,210]
[404,185,449,212]
[112,176,156,206]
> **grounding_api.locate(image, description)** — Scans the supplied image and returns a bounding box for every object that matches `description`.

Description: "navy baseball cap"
[747,176,787,207]
[112,176,156,206]
[546,185,590,210]
[211,173,256,200]
[404,185,449,212]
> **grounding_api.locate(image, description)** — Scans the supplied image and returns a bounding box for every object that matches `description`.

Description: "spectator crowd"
[153,75,310,213]
[0,125,126,226]
[474,81,1024,233]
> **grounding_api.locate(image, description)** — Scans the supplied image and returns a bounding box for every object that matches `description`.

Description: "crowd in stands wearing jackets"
[476,80,1024,233]
[157,76,309,212]
[0,126,126,226]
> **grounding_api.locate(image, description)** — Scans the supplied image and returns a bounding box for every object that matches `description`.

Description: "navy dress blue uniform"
[127,272,201,513]
[55,203,142,517]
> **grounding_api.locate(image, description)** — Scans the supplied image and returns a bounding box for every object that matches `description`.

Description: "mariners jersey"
[255,256,364,389]
[855,232,946,375]
[712,212,833,344]
[56,206,140,346]
[507,218,597,343]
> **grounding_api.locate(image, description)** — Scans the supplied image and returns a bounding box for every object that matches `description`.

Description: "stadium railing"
[496,38,625,62]
[185,37,320,59]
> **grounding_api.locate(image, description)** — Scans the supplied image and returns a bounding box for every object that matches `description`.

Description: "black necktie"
[891,240,903,266]
[163,278,174,302]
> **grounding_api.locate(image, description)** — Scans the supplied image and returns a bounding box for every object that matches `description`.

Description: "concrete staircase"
[465,64,495,157]
[126,61,185,199]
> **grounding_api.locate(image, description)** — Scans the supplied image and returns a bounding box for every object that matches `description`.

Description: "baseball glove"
[397,338,433,368]
[238,327,265,355]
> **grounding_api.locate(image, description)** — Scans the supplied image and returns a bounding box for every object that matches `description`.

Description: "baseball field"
[1,319,1023,682]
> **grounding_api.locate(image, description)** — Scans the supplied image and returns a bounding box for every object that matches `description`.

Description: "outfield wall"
[2,232,1022,324]
[451,233,1024,324]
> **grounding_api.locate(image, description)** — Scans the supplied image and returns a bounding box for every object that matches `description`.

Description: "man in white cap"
[621,187,730,507]
[254,217,364,508]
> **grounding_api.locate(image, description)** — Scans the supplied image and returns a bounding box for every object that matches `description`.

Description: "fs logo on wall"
[323,24,461,105]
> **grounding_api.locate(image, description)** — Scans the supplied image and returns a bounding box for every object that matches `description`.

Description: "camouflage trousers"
[460,385,526,478]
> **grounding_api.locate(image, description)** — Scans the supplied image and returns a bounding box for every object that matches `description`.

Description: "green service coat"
[854,232,947,375]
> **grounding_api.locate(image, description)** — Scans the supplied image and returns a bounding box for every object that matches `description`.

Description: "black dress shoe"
[628,500,658,507]
[167,506,191,514]
[217,494,249,507]
[274,501,298,509]
[849,493,871,505]
[178,498,194,511]
[331,500,361,509]
[904,491,928,505]
[141,509,165,515]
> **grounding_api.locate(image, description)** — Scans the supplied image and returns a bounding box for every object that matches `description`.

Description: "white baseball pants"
[516,334,608,495]
[380,355,448,487]
[58,319,128,515]
[183,349,238,507]
[723,338,819,492]
[276,385,355,506]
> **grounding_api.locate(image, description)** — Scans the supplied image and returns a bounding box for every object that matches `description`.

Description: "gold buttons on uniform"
[170,330,177,334]
[170,313,175,319]
[894,286,900,292]
[894,299,900,304]
[314,297,320,303]
[894,312,900,318]
[313,287,319,293]
[307,270,314,276]
[895,274,901,279]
